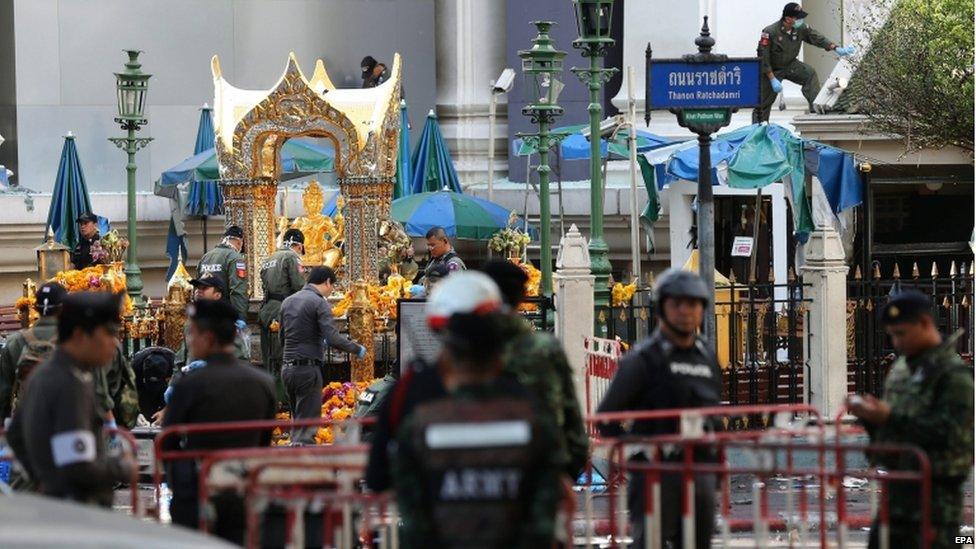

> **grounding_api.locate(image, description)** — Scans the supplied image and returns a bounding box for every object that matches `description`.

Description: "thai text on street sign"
[648,60,761,110]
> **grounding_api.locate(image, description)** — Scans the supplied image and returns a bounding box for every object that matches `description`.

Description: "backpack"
[131,346,175,419]
[15,327,56,380]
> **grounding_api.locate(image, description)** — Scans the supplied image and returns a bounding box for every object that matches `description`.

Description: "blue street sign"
[648,59,761,109]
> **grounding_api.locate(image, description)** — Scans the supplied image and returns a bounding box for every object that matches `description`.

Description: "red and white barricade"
[579,404,933,549]
[584,336,622,431]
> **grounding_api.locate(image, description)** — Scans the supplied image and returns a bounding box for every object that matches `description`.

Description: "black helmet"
[283,228,305,246]
[653,268,710,304]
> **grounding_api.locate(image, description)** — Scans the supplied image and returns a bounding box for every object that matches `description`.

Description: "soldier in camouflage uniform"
[393,272,564,548]
[197,225,249,320]
[753,3,855,122]
[258,228,306,398]
[0,282,67,419]
[483,260,589,479]
[848,290,974,549]
[94,345,140,429]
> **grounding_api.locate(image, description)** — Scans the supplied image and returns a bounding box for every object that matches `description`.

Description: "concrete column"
[554,224,595,409]
[801,223,849,415]
[434,0,507,184]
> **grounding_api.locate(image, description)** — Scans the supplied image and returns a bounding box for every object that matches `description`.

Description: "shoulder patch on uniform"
[235,261,247,279]
[51,430,96,467]
[447,262,460,272]
[760,32,769,46]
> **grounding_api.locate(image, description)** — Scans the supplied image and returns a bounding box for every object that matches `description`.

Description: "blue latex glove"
[356,345,368,359]
[770,78,783,93]
[182,360,207,374]
[235,319,247,331]
[835,45,856,57]
[409,284,426,298]
[104,418,119,446]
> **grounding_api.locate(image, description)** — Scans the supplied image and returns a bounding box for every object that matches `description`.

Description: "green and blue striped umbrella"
[45,134,95,249]
[186,106,221,216]
[409,111,461,195]
[394,100,412,200]
[392,190,527,240]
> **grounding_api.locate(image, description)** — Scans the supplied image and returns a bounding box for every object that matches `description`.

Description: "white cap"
[425,271,502,330]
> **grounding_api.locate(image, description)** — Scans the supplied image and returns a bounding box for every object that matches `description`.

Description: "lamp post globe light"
[571,0,617,333]
[108,50,153,308]
[518,21,566,298]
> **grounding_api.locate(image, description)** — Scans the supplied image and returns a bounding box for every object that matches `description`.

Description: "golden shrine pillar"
[211,52,401,381]
[220,179,278,299]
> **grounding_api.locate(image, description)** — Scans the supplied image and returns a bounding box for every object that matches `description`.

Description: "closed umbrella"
[409,111,461,195]
[392,190,531,240]
[46,133,94,250]
[394,100,412,199]
[186,106,222,216]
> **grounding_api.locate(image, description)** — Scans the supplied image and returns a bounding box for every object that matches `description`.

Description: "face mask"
[794,18,806,28]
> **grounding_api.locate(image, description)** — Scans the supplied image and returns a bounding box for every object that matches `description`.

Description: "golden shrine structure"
[211,52,402,381]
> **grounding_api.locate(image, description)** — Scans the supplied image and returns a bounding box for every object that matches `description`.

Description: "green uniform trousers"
[752,59,820,123]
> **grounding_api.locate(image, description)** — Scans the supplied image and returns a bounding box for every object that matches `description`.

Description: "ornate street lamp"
[572,0,617,333]
[109,50,153,308]
[518,21,566,298]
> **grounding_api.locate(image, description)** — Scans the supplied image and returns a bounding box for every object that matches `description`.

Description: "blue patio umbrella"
[46,134,95,250]
[394,100,412,200]
[392,190,532,240]
[409,111,461,195]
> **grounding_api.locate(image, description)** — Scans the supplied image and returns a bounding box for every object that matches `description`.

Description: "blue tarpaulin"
[643,123,863,238]
[814,145,863,213]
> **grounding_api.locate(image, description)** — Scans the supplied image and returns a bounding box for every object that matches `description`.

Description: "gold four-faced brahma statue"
[280,181,345,270]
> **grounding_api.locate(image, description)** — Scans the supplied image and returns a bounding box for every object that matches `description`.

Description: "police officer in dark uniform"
[753,2,855,122]
[597,269,721,549]
[392,272,564,548]
[6,292,135,506]
[419,226,465,291]
[70,212,105,270]
[280,267,365,444]
[197,225,249,320]
[163,299,276,544]
[258,228,306,393]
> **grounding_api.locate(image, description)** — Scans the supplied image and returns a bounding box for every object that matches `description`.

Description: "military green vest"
[873,333,974,478]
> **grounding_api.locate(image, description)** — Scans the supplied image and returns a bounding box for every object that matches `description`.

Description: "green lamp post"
[518,21,566,298]
[108,50,153,308]
[571,0,617,332]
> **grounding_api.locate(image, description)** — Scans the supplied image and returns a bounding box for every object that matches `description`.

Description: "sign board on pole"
[731,236,755,257]
[647,60,762,110]
[396,300,442,371]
